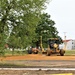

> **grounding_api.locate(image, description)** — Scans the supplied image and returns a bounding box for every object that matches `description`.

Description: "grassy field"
[65,50,75,55]
[0,49,75,56]
[5,49,75,56]
[1,49,28,56]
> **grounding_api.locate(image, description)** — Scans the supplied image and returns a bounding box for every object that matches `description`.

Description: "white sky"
[45,0,75,40]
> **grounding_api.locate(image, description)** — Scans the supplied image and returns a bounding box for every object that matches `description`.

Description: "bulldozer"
[46,38,65,56]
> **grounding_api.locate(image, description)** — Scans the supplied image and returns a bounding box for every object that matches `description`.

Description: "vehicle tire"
[33,51,38,54]
[60,49,65,56]
[46,50,51,56]
[28,49,32,54]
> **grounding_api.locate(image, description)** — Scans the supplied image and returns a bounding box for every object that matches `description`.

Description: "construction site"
[0,0,75,75]
[0,37,75,75]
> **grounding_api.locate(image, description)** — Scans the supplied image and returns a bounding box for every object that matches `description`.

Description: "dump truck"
[46,38,65,56]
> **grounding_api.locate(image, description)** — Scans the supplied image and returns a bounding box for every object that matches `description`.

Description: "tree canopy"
[0,0,49,49]
[34,13,62,47]
[0,0,62,51]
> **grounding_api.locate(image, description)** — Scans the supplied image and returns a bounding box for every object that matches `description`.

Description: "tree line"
[0,0,62,53]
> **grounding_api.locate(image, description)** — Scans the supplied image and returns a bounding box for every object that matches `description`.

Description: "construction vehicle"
[27,46,39,54]
[27,36,46,54]
[46,38,65,56]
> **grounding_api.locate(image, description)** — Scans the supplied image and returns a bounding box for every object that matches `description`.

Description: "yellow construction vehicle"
[46,38,65,56]
[27,46,39,54]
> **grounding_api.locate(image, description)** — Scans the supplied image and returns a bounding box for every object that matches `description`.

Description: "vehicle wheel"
[60,49,65,56]
[33,51,38,54]
[28,49,32,54]
[46,50,51,56]
[42,51,47,54]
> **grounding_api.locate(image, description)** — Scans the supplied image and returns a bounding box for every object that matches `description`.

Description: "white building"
[63,39,75,50]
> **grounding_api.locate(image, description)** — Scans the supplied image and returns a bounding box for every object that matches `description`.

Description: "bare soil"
[0,54,75,61]
[0,70,75,75]
[0,54,75,75]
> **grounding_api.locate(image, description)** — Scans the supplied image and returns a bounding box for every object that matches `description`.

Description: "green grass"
[5,50,27,56]
[65,50,75,55]
[0,49,28,57]
[1,49,75,56]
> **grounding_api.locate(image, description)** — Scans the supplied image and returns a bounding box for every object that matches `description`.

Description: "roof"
[63,39,71,42]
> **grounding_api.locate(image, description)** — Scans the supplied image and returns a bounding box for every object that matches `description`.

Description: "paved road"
[0,67,75,70]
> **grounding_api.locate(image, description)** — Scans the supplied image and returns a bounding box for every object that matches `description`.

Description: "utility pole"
[64,32,67,50]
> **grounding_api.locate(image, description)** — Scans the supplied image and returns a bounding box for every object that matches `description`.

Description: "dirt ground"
[0,54,75,61]
[0,54,75,75]
[0,70,75,75]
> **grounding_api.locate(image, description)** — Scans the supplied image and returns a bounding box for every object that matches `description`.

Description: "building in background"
[60,39,75,50]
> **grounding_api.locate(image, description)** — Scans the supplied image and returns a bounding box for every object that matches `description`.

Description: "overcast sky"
[45,0,75,40]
